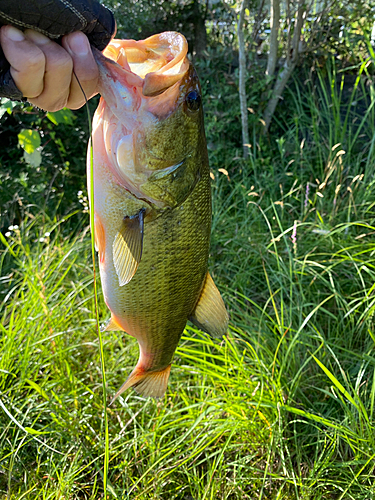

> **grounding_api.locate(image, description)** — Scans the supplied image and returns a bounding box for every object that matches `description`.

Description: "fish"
[88,32,228,400]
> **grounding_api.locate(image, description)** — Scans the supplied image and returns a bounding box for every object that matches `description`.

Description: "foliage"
[303,0,375,63]
[104,0,210,55]
[0,98,97,232]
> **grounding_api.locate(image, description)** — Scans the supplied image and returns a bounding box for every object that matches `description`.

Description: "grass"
[1,59,375,498]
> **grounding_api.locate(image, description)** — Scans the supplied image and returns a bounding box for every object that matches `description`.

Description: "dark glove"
[0,0,116,100]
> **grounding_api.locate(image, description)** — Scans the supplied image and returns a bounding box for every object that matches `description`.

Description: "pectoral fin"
[113,208,145,286]
[189,272,229,338]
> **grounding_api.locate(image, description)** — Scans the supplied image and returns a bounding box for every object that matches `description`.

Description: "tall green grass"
[1,59,375,498]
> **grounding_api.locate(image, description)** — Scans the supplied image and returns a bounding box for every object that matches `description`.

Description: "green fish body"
[89,32,228,399]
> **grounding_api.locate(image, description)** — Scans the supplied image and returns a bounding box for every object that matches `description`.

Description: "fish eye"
[185,90,201,112]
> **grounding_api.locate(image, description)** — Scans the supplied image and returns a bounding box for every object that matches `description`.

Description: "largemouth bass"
[88,32,228,400]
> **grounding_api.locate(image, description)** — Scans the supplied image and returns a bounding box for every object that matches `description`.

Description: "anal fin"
[101,315,122,332]
[111,364,171,403]
[189,272,229,338]
[113,208,145,286]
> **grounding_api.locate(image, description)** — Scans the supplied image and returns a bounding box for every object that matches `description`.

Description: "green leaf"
[47,108,75,126]
[0,230,17,257]
[18,129,41,154]
[23,149,42,168]
[24,426,48,436]
[26,379,50,401]
[312,354,370,423]
[0,98,18,120]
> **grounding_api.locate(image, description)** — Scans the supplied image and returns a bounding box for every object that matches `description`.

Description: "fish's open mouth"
[91,32,196,210]
[100,32,189,97]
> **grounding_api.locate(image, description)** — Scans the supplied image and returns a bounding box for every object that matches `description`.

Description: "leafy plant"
[0,99,98,232]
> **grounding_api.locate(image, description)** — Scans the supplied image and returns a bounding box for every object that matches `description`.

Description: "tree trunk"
[192,0,207,58]
[238,0,249,159]
[263,0,306,132]
[266,0,280,77]
[263,59,297,131]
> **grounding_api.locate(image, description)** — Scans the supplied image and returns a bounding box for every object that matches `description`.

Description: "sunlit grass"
[0,216,273,498]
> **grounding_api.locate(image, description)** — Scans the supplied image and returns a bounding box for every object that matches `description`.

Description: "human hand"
[0,25,99,111]
[0,0,115,108]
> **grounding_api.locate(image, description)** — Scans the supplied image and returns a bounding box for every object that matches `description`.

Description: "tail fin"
[111,364,171,403]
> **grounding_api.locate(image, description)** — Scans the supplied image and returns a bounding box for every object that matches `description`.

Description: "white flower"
[5,232,11,237]
[39,237,45,243]
[44,232,50,237]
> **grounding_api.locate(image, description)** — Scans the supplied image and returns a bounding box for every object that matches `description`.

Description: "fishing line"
[74,70,109,496]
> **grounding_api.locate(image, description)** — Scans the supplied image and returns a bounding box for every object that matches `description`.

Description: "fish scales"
[89,32,228,400]
[119,171,211,370]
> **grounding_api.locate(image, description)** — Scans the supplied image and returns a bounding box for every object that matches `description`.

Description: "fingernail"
[68,32,89,56]
[25,29,50,44]
[6,26,25,42]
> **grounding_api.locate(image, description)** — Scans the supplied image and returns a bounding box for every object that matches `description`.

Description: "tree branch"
[238,0,250,158]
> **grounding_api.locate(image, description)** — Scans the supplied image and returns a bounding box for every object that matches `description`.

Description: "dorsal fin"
[113,208,145,286]
[189,272,228,338]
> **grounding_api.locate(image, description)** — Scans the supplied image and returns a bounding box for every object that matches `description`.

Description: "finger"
[0,26,45,98]
[24,29,73,112]
[62,32,99,109]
